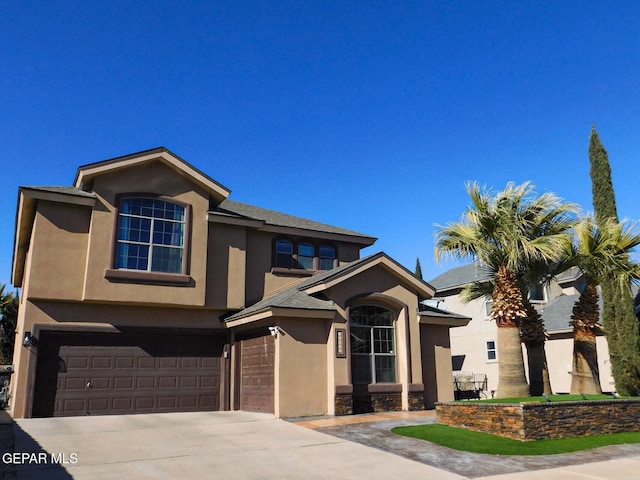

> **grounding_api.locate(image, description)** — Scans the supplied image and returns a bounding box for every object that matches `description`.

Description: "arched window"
[116,197,185,274]
[275,239,294,268]
[318,244,336,270]
[349,305,396,384]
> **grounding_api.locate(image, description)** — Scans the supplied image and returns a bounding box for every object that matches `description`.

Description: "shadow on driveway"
[0,414,72,480]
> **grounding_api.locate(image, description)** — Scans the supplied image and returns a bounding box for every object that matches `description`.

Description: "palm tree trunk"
[492,266,530,398]
[570,332,601,394]
[520,298,552,395]
[570,284,602,394]
[526,341,552,396]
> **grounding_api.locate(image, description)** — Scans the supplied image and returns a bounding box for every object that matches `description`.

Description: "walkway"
[294,410,640,479]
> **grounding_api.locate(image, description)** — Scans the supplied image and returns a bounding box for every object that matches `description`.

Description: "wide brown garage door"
[239,335,275,413]
[32,331,224,417]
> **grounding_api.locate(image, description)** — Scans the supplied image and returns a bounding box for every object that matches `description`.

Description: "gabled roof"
[225,252,436,326]
[211,199,376,245]
[430,263,585,293]
[74,147,231,202]
[429,263,494,291]
[541,293,582,333]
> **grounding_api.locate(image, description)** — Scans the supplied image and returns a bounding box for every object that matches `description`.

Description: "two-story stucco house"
[428,264,615,395]
[9,147,468,419]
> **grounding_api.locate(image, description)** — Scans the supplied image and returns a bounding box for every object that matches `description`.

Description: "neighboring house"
[9,147,468,419]
[428,263,615,395]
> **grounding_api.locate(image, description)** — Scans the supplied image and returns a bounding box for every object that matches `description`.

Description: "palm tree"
[565,218,640,394]
[0,284,19,364]
[435,182,578,398]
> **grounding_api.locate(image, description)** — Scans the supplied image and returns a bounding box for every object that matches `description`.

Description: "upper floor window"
[272,238,337,271]
[298,242,315,270]
[116,198,185,274]
[486,340,497,361]
[528,284,547,303]
[275,239,294,268]
[319,244,336,270]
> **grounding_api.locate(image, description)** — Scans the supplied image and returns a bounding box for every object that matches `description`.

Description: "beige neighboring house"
[428,264,616,395]
[9,147,469,419]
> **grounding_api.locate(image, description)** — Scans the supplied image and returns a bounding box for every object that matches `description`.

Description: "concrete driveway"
[3,410,640,479]
[2,411,463,480]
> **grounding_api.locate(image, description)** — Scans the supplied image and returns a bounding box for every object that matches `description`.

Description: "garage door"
[239,335,275,413]
[32,331,224,417]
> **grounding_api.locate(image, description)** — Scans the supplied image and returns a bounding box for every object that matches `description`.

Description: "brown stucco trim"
[224,308,335,328]
[335,384,353,394]
[104,269,192,286]
[366,383,402,393]
[408,383,425,392]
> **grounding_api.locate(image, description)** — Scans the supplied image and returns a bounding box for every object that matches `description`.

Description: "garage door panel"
[239,335,274,413]
[33,332,224,417]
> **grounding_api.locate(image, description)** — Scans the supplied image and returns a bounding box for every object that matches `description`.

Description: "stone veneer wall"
[436,400,640,441]
[335,383,423,416]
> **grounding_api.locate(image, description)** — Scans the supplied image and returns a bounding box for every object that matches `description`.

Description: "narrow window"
[297,242,315,270]
[484,299,493,318]
[275,239,294,268]
[529,284,546,302]
[486,340,497,361]
[318,244,336,270]
[116,198,185,274]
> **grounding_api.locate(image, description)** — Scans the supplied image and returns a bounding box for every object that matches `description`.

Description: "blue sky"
[2,1,640,287]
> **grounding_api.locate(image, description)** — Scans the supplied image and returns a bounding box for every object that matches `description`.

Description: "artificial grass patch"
[392,424,640,455]
[466,394,624,404]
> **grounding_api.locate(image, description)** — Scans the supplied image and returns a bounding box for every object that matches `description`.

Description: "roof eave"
[225,306,336,328]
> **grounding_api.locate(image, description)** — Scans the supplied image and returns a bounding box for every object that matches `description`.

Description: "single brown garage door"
[32,331,224,417]
[239,335,275,413]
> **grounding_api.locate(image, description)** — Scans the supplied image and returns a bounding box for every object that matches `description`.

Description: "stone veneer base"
[436,399,640,441]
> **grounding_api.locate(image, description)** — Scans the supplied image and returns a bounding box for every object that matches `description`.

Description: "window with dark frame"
[319,244,336,270]
[486,340,497,361]
[272,239,337,271]
[297,242,314,269]
[275,239,294,268]
[349,305,396,384]
[116,197,185,274]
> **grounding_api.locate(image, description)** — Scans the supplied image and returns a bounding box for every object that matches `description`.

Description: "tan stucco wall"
[24,202,91,301]
[206,223,246,308]
[276,317,330,417]
[420,324,455,407]
[82,161,211,306]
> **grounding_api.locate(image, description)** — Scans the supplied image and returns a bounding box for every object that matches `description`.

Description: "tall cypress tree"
[415,257,423,279]
[589,125,640,395]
